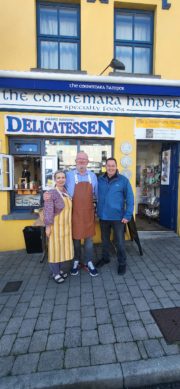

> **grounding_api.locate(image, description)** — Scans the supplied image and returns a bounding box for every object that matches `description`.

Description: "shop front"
[0,71,180,250]
[3,116,114,212]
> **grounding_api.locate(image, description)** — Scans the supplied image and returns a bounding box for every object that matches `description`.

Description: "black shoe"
[96,258,110,268]
[118,264,126,275]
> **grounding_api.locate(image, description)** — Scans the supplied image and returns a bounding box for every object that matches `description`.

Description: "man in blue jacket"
[97,158,134,275]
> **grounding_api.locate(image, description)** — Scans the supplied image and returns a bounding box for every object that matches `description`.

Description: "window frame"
[9,138,42,155]
[9,138,42,211]
[42,155,58,190]
[37,1,80,71]
[114,8,154,75]
[0,154,14,191]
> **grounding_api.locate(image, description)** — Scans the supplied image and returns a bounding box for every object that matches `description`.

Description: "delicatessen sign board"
[5,115,115,138]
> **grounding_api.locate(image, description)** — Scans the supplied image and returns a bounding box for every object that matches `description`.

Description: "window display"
[45,139,77,171]
[136,141,162,222]
[13,156,41,208]
[3,137,113,211]
[45,139,113,175]
[80,140,112,174]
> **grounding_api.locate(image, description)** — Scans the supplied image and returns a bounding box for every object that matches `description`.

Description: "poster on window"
[15,194,41,207]
[161,149,171,185]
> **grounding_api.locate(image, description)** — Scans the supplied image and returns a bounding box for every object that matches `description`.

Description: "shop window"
[8,139,43,210]
[45,139,113,175]
[114,9,154,74]
[45,139,78,171]
[5,138,113,212]
[12,156,42,209]
[37,2,80,71]
[79,140,113,175]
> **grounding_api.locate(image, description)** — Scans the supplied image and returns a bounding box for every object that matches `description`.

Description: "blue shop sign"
[0,78,179,97]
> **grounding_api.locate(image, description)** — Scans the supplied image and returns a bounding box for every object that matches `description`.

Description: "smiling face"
[106,159,117,178]
[54,171,66,189]
[75,152,89,174]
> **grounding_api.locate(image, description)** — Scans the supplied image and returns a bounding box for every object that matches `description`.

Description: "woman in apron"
[44,170,74,284]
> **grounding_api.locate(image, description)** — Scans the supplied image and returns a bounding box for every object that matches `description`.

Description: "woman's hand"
[46,225,51,238]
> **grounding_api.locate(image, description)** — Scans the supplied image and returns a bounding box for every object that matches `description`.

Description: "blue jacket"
[97,173,134,221]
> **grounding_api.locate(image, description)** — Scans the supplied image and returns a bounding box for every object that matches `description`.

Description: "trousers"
[100,220,126,265]
[73,237,94,264]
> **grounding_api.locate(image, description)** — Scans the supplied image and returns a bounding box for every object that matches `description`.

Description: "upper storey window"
[115,9,154,75]
[37,2,80,71]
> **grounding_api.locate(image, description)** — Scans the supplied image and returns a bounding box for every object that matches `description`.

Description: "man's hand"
[121,218,128,224]
[46,225,51,238]
[43,192,51,201]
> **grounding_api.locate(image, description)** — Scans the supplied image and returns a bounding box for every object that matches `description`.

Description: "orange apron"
[72,173,95,239]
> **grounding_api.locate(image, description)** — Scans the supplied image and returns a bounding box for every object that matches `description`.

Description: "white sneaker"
[70,261,79,276]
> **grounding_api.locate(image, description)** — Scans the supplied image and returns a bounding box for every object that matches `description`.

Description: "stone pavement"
[0,234,180,389]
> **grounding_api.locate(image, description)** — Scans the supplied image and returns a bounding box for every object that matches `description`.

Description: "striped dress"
[44,188,74,263]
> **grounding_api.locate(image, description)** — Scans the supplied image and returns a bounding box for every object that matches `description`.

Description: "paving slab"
[0,237,180,388]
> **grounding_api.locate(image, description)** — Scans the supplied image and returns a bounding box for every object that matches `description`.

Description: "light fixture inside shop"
[99,58,125,76]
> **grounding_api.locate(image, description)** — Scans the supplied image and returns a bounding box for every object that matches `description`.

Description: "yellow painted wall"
[81,0,114,76]
[0,0,180,78]
[0,218,34,251]
[113,116,136,190]
[0,0,37,71]
[0,111,35,250]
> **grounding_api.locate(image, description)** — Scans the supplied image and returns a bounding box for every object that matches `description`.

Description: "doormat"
[1,281,23,293]
[150,307,180,344]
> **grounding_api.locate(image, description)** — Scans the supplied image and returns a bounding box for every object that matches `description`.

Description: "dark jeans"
[100,220,126,265]
[73,237,94,264]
